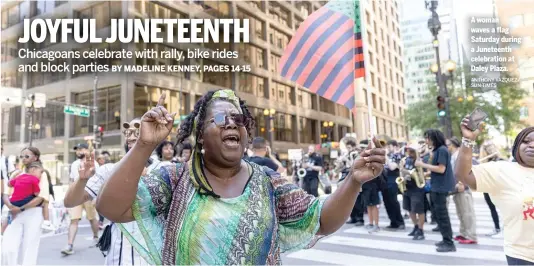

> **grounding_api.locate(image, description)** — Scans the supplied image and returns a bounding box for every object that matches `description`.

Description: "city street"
[36,192,506,265]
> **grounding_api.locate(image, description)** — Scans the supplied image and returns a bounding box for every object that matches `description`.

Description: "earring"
[201,149,205,154]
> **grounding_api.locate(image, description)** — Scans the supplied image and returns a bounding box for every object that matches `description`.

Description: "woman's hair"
[180,143,192,156]
[449,137,461,148]
[27,161,43,171]
[155,140,176,159]
[22,146,41,163]
[424,129,446,150]
[512,127,534,166]
[176,90,256,147]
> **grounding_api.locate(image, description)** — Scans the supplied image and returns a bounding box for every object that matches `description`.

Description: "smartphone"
[467,108,488,131]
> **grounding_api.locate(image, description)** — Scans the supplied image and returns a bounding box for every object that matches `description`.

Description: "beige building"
[0,0,407,180]
[353,0,408,143]
[495,0,534,126]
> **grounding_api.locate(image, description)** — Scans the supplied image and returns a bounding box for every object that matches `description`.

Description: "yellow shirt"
[472,161,534,262]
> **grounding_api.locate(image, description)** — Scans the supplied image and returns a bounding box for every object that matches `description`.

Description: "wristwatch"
[20,207,25,212]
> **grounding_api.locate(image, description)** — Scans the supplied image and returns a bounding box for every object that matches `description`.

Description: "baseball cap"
[73,143,89,150]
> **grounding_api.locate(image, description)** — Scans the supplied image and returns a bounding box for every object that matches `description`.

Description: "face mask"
[77,153,86,159]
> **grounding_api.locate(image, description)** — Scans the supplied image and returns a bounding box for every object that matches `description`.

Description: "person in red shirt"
[8,162,43,208]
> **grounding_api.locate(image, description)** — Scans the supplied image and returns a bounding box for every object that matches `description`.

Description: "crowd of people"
[0,89,532,265]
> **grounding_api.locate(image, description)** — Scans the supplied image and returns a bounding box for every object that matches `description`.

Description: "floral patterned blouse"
[117,161,327,265]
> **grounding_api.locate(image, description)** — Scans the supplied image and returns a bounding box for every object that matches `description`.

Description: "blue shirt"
[430,145,456,193]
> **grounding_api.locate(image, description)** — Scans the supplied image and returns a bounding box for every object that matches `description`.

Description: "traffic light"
[96,125,104,148]
[436,96,446,117]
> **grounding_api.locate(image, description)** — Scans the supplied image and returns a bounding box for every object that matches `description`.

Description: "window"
[74,87,123,136]
[319,97,336,114]
[134,84,188,121]
[203,59,231,88]
[274,113,294,142]
[269,2,291,28]
[297,89,313,109]
[273,82,292,105]
[194,1,230,18]
[238,72,265,97]
[271,54,281,73]
[299,117,317,143]
[269,27,290,50]
[30,97,66,140]
[237,8,264,40]
[237,43,265,68]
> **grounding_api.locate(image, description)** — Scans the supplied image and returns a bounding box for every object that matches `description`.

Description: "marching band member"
[455,116,534,264]
[382,140,406,231]
[400,144,426,240]
[415,129,456,252]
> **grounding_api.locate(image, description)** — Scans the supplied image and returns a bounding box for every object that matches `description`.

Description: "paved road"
[37,192,505,265]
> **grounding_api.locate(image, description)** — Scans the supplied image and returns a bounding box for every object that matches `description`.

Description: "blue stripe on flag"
[280,9,336,76]
[290,16,350,81]
[331,72,355,102]
[308,48,353,93]
[344,95,355,110]
[356,61,365,69]
[311,30,354,96]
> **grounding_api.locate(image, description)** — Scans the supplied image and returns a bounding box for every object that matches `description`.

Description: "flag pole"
[359,0,376,144]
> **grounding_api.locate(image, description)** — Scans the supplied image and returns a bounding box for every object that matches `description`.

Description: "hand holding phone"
[466,108,488,131]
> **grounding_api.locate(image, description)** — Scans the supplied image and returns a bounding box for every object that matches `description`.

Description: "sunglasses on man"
[210,113,247,127]
[19,155,31,159]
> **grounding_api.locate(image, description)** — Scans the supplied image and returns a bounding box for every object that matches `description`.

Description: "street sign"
[64,105,90,117]
[33,93,47,108]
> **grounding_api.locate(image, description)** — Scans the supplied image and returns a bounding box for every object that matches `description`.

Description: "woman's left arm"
[317,176,361,235]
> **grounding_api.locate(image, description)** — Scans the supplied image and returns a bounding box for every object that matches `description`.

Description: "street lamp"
[263,108,276,148]
[426,0,453,138]
[25,95,36,146]
[322,121,334,142]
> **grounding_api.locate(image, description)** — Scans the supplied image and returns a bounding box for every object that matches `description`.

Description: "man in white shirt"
[61,143,100,255]
[63,118,151,265]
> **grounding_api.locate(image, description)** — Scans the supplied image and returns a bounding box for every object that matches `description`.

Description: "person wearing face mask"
[96,90,386,265]
[62,118,150,265]
[455,116,534,265]
[61,143,100,255]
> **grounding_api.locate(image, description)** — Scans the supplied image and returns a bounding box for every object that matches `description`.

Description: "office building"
[352,0,408,143]
[1,0,357,180]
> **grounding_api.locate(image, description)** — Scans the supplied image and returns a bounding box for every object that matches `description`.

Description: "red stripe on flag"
[296,20,353,89]
[279,7,330,73]
[337,82,355,106]
[285,14,345,79]
[355,68,365,78]
[355,38,363,47]
[307,36,353,94]
[355,53,364,62]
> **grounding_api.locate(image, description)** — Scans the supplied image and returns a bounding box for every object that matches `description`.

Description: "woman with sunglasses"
[96,89,386,265]
[1,147,52,264]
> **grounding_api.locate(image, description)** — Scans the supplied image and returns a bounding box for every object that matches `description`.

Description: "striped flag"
[279,0,364,111]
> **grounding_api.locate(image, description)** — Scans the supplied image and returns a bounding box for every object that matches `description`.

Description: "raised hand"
[79,153,96,180]
[139,93,177,147]
[460,115,482,141]
[350,137,386,184]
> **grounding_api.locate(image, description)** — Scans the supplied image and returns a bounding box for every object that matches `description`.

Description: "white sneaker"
[41,220,56,231]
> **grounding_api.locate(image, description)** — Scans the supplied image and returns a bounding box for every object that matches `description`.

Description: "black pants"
[349,193,365,222]
[431,192,454,245]
[381,185,405,227]
[99,214,105,223]
[484,193,501,230]
[426,192,437,222]
[507,256,534,265]
[303,177,319,197]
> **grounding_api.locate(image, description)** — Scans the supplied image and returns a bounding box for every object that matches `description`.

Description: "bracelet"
[462,137,475,148]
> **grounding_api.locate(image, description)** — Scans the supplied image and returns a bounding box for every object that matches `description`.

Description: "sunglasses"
[122,128,140,138]
[210,113,247,127]
[19,155,31,159]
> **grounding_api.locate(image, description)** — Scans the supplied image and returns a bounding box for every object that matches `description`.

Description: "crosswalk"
[282,192,507,265]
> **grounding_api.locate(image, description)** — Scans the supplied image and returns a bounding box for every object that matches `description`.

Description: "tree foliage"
[405,67,527,143]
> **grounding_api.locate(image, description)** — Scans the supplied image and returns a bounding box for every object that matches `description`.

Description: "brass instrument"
[297,154,309,178]
[335,136,359,174]
[398,148,427,193]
